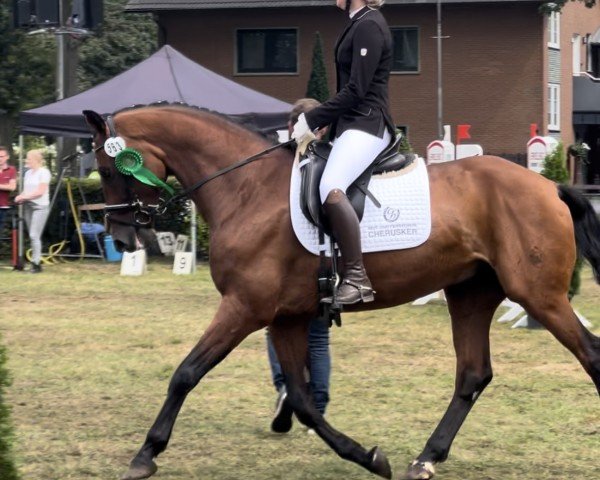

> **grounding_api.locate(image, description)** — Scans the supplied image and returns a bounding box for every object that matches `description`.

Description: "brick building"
[125,0,600,184]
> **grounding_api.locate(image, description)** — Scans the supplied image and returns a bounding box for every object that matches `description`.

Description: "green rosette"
[114,148,174,196]
[115,148,144,176]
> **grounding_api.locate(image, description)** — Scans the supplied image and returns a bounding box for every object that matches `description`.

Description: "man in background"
[0,146,17,234]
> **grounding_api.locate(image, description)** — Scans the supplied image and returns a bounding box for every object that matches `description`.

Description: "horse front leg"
[270,318,392,479]
[121,296,261,480]
[404,269,505,480]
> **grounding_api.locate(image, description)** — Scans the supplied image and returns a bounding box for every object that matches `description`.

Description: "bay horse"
[83,105,600,480]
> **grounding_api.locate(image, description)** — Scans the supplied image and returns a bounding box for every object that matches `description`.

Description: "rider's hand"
[291,113,314,143]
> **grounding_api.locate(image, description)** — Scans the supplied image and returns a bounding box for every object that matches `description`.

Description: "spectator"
[0,146,17,234]
[267,98,331,433]
[14,150,51,273]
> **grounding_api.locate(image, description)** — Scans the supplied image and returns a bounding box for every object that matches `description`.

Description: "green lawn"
[0,260,598,480]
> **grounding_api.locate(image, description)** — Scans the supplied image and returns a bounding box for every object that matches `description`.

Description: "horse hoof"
[367,446,392,479]
[120,459,158,480]
[402,460,436,480]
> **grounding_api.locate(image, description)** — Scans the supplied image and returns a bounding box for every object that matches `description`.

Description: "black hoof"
[403,460,436,480]
[367,446,392,479]
[270,389,294,433]
[120,459,158,480]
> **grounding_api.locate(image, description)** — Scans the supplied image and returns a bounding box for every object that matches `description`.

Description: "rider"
[292,0,395,305]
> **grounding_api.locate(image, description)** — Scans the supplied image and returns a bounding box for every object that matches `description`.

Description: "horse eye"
[98,167,112,179]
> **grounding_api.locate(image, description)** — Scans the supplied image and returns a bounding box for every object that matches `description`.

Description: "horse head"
[83,109,171,252]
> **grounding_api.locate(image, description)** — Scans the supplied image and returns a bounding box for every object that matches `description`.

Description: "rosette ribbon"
[114,148,174,196]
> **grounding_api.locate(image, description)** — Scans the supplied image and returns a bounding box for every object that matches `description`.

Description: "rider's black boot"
[322,189,374,305]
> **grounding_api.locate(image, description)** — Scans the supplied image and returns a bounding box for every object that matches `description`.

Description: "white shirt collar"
[350,6,372,20]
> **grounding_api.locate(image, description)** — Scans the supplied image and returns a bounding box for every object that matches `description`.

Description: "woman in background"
[15,149,51,273]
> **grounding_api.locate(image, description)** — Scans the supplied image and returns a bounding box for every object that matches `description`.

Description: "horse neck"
[155,113,292,228]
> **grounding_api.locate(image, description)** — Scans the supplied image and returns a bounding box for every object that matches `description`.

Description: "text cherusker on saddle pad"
[290,157,432,255]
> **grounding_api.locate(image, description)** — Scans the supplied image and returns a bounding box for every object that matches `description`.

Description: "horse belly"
[355,242,480,311]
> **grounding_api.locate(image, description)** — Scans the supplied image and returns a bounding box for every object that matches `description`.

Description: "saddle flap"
[298,137,413,231]
[299,142,369,232]
[299,149,327,230]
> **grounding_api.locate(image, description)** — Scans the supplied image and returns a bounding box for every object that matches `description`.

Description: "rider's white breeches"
[319,128,392,204]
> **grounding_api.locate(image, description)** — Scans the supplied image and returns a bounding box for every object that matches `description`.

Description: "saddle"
[299,135,414,235]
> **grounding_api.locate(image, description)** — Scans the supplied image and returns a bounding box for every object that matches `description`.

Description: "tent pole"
[17,135,24,268]
[190,200,197,274]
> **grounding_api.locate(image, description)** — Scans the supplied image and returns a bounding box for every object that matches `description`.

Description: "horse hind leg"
[521,293,600,396]
[121,297,263,480]
[405,266,505,480]
[269,318,392,479]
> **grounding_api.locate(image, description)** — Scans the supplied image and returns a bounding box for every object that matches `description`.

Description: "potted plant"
[567,142,590,185]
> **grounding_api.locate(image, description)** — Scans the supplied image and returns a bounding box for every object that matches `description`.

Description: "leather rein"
[95,115,295,227]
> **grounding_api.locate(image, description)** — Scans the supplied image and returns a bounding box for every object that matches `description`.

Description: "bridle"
[94,115,295,227]
[94,116,169,227]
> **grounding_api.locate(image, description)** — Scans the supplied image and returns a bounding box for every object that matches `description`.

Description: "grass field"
[0,260,598,480]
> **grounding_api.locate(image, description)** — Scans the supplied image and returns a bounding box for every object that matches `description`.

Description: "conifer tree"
[541,142,569,183]
[0,338,19,480]
[306,32,330,103]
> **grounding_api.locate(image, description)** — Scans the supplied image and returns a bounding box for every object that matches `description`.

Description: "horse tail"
[558,184,600,283]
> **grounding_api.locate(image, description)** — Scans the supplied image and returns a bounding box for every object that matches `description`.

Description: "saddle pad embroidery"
[290,157,432,256]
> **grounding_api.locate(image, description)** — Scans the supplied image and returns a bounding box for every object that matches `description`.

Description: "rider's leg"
[323,189,374,303]
[320,129,391,305]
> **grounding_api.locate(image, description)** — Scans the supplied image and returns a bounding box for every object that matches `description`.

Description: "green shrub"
[0,337,20,480]
[541,141,569,184]
[43,177,209,258]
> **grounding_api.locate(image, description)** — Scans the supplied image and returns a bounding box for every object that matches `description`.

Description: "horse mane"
[113,101,277,143]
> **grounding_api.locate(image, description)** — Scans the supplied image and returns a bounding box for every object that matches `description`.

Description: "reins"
[160,139,296,210]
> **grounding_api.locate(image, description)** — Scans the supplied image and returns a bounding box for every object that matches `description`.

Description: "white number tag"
[104,136,126,158]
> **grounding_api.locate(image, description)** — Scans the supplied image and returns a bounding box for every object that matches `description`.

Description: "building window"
[236,28,297,74]
[548,12,560,48]
[573,34,581,75]
[548,83,560,131]
[391,27,419,73]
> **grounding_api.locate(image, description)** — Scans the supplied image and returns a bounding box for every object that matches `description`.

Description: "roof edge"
[125,0,542,13]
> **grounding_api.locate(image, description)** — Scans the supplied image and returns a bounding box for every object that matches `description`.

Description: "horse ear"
[83,110,106,136]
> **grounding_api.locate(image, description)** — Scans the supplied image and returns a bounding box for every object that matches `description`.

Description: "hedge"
[43,177,209,258]
[0,337,20,480]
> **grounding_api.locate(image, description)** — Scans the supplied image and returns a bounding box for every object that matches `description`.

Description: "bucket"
[104,235,123,262]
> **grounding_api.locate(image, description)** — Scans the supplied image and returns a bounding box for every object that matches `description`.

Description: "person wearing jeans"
[266,318,331,432]
[15,150,50,273]
[267,99,332,433]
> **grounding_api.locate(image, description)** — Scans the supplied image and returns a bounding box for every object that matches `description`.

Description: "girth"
[299,135,414,235]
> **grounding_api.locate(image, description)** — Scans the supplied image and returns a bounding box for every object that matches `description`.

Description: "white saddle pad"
[290,156,432,255]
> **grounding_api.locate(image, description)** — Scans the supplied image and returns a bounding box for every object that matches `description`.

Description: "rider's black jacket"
[305,6,395,140]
